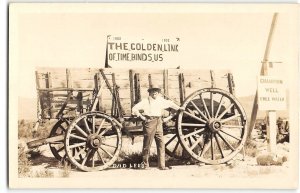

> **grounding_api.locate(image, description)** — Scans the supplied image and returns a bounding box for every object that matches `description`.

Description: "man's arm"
[132,100,147,121]
[163,98,184,111]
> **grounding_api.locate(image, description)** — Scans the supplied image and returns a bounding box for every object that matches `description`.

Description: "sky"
[12,4,298,98]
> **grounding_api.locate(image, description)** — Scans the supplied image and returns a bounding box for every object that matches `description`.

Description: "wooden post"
[129,70,135,108]
[163,69,169,97]
[66,68,72,88]
[178,73,185,104]
[248,13,278,140]
[134,73,141,103]
[46,72,54,118]
[148,74,152,87]
[210,70,216,88]
[227,73,235,95]
[267,111,277,152]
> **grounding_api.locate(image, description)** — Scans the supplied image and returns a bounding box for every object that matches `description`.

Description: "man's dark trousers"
[142,117,165,168]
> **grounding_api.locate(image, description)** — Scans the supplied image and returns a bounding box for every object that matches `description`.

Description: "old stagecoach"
[27,67,247,172]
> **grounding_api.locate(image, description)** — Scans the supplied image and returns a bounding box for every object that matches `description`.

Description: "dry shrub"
[18,119,55,140]
[18,145,32,177]
[244,140,257,157]
[58,160,71,178]
[34,169,54,178]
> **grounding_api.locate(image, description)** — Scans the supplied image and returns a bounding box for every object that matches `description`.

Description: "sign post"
[257,75,286,153]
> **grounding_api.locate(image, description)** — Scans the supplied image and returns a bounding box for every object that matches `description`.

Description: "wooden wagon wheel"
[164,131,190,160]
[49,119,70,161]
[65,112,122,172]
[177,88,247,165]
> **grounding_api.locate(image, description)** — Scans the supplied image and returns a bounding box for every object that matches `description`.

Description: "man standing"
[132,84,183,170]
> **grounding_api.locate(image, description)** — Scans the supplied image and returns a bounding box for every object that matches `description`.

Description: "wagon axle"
[87,135,103,149]
[208,119,222,133]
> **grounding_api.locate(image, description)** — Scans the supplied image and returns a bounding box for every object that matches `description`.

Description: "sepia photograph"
[9,3,298,189]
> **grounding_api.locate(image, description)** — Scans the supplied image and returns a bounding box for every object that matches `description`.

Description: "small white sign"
[257,76,287,110]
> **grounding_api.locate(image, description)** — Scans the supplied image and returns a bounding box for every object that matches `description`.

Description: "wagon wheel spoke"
[217,103,234,120]
[69,134,87,141]
[92,116,96,134]
[217,132,235,151]
[192,135,204,149]
[214,95,224,118]
[210,92,214,119]
[183,128,205,139]
[183,111,206,124]
[214,134,224,158]
[96,119,106,135]
[56,146,64,153]
[100,146,113,158]
[74,124,88,138]
[81,149,92,166]
[69,142,87,149]
[181,123,206,127]
[220,114,241,123]
[97,149,106,164]
[200,138,211,157]
[200,94,211,119]
[101,142,117,148]
[172,141,180,154]
[165,135,177,147]
[187,137,193,147]
[210,134,214,160]
[190,136,203,150]
[59,125,66,132]
[219,130,242,141]
[49,120,68,161]
[99,127,111,137]
[76,147,85,161]
[189,101,209,121]
[83,117,91,135]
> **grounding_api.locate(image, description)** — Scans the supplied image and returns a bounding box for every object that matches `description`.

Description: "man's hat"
[148,83,161,92]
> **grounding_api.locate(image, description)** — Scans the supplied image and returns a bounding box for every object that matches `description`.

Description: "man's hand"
[139,115,147,121]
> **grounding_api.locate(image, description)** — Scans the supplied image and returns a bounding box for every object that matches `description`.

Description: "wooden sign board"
[257,75,286,111]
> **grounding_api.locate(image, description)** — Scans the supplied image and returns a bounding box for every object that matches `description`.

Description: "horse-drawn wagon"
[27,67,247,172]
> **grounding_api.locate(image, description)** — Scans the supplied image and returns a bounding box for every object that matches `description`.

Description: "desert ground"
[18,119,290,179]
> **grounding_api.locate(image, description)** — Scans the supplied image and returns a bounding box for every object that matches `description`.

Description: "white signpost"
[257,75,287,152]
[258,76,286,111]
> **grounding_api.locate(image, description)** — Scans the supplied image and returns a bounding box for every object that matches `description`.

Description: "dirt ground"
[21,128,290,179]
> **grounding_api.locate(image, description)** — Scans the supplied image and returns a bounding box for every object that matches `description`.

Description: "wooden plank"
[38,88,95,91]
[73,80,95,89]
[35,71,41,89]
[132,69,164,75]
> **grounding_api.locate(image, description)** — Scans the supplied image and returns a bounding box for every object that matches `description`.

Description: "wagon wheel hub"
[208,119,222,133]
[88,135,102,149]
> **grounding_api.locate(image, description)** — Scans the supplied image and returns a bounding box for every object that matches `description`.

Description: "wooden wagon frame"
[27,67,247,172]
